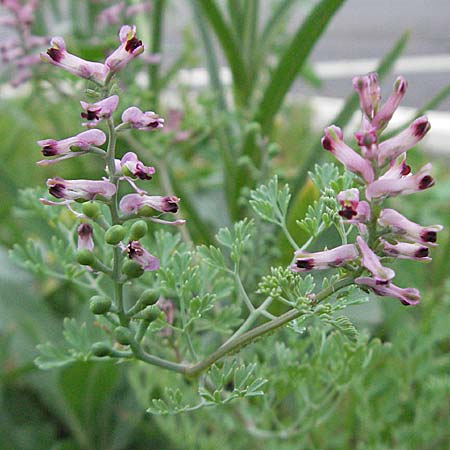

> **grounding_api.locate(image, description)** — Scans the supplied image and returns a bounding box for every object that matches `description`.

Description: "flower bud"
[105,225,126,245]
[130,220,148,240]
[122,259,144,278]
[82,201,101,218]
[89,295,112,315]
[76,249,95,266]
[114,326,133,345]
[139,289,159,306]
[141,305,162,322]
[91,342,112,357]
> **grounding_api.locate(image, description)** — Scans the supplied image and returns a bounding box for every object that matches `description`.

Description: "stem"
[184,276,354,377]
[149,0,166,109]
[281,220,299,250]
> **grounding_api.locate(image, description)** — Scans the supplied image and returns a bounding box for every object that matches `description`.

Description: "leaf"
[197,245,228,271]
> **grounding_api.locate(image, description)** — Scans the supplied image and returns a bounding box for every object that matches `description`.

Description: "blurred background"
[1,1,449,449]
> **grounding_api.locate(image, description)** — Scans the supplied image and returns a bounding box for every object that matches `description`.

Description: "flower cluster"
[0,0,47,86]
[291,73,442,306]
[38,25,183,273]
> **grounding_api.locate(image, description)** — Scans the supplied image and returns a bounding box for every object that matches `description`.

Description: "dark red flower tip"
[414,247,429,258]
[81,109,100,121]
[47,48,62,62]
[413,120,430,138]
[338,208,357,219]
[125,37,142,53]
[296,259,314,270]
[419,175,434,190]
[321,137,334,151]
[421,230,437,243]
[400,164,411,176]
[42,145,57,156]
[49,184,65,198]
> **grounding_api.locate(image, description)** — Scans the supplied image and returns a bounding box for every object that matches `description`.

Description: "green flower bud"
[76,249,95,266]
[114,326,133,345]
[139,289,159,306]
[91,342,112,357]
[130,220,148,240]
[89,295,112,315]
[122,259,144,278]
[141,305,162,322]
[105,225,126,245]
[82,201,101,218]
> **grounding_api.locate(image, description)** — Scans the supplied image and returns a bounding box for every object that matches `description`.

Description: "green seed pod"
[122,259,144,278]
[137,205,154,217]
[141,305,162,322]
[76,249,95,266]
[91,342,112,357]
[81,201,101,218]
[89,295,111,315]
[105,225,126,245]
[139,289,159,306]
[114,326,133,345]
[130,220,148,240]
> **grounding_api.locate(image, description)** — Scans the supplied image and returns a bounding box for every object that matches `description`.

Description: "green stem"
[184,276,354,377]
[149,0,166,109]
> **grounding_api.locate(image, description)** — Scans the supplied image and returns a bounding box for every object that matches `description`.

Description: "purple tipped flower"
[381,239,431,261]
[372,76,407,130]
[355,277,420,306]
[41,37,108,82]
[322,126,374,183]
[80,95,119,127]
[47,177,116,201]
[378,116,431,165]
[291,244,359,273]
[115,152,155,180]
[119,193,179,215]
[77,223,94,251]
[379,208,443,247]
[121,106,164,131]
[105,25,144,72]
[337,188,360,219]
[366,163,434,200]
[352,73,380,120]
[37,129,106,157]
[356,236,395,283]
[126,241,160,271]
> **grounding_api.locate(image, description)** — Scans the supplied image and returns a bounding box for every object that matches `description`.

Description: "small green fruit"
[81,201,101,218]
[76,249,95,266]
[137,205,154,217]
[114,326,133,345]
[89,295,111,315]
[141,305,161,322]
[139,289,159,306]
[122,259,144,278]
[91,342,112,357]
[130,220,148,240]
[105,225,126,245]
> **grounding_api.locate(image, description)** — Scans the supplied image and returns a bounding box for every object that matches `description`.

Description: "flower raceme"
[37,25,183,278]
[292,73,443,306]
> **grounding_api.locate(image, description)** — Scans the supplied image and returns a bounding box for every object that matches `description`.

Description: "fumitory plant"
[11,23,444,420]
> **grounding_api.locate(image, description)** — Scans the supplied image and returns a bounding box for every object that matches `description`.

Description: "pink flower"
[356,236,395,283]
[352,73,380,121]
[355,277,420,306]
[366,163,434,200]
[77,223,94,251]
[115,152,155,180]
[378,116,430,165]
[47,177,116,201]
[121,106,164,130]
[119,193,179,215]
[126,241,160,271]
[291,244,359,273]
[37,129,106,157]
[41,37,109,82]
[321,126,374,183]
[378,209,443,247]
[381,239,431,261]
[105,25,144,72]
[80,95,119,127]
[371,76,407,130]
